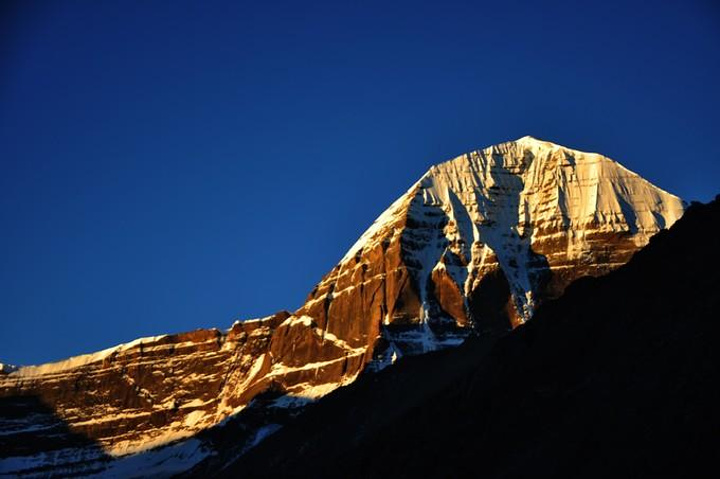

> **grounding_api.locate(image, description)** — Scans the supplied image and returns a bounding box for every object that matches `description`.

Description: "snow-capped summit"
[0,138,685,477]
[303,137,684,356]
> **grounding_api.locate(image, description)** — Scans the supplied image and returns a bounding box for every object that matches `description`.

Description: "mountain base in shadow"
[221,196,720,479]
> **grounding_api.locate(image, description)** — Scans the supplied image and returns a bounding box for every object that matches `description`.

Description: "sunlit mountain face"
[228,196,720,479]
[0,137,691,477]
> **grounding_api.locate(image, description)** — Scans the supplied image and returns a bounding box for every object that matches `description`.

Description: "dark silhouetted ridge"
[224,196,720,479]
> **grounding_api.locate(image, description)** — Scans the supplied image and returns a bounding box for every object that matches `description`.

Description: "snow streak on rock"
[0,137,684,477]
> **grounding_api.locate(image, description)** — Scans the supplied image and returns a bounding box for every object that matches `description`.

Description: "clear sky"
[1,0,718,365]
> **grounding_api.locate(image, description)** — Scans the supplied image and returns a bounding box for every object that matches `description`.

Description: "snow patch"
[95,439,209,479]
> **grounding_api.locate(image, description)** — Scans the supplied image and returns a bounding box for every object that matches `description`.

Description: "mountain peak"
[315,138,686,374]
[0,137,687,477]
[515,134,552,144]
[498,135,607,161]
[426,137,603,182]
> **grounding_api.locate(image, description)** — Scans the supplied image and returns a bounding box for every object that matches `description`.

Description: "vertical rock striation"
[0,137,685,476]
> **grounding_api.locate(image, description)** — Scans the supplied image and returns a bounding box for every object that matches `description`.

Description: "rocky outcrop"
[0,137,685,476]
[299,136,684,356]
[0,312,286,474]
[227,198,720,479]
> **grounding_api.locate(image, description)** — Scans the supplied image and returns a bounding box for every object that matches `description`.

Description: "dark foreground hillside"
[221,197,720,479]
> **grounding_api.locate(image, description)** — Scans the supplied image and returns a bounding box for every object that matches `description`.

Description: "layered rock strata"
[0,137,685,476]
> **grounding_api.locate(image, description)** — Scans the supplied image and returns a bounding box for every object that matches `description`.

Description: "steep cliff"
[297,136,684,356]
[229,198,720,479]
[0,137,685,477]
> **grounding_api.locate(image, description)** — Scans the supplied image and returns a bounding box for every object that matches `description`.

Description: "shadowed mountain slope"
[227,196,720,479]
[0,138,688,476]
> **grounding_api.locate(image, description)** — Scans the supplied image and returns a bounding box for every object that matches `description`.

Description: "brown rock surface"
[0,137,685,476]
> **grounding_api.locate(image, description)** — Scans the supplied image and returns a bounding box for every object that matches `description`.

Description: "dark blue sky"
[1,0,718,365]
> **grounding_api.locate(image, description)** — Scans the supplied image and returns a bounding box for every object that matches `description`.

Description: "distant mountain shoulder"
[228,196,720,479]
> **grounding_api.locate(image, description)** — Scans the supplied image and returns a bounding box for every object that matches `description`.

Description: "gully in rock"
[0,137,686,477]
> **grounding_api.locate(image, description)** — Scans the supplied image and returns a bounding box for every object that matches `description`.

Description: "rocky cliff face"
[0,137,685,477]
[298,136,684,355]
[227,197,720,479]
